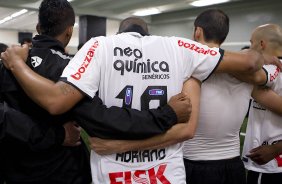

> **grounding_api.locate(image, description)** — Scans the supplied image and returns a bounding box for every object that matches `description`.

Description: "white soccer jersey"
[242,63,282,173]
[183,74,252,160]
[61,32,223,184]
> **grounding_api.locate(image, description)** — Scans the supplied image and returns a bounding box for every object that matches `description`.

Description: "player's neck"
[265,48,282,57]
[205,42,220,48]
[274,50,282,57]
[198,39,219,48]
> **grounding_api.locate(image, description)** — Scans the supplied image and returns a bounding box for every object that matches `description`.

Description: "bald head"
[250,24,282,54]
[118,17,149,36]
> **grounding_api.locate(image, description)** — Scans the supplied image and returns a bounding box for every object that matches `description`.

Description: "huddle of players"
[1,0,282,184]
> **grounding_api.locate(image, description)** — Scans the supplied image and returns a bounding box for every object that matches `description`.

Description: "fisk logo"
[31,56,42,68]
[109,164,170,184]
[71,40,99,80]
[178,40,218,56]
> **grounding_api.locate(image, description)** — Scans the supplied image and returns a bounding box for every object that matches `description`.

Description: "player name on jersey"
[116,149,166,163]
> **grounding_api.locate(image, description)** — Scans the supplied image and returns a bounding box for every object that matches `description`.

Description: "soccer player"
[242,24,282,184]
[182,9,249,184]
[1,15,280,183]
[0,1,92,183]
[181,10,280,184]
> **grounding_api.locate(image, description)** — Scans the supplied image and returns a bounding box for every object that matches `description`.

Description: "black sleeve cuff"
[161,104,178,125]
[147,104,178,131]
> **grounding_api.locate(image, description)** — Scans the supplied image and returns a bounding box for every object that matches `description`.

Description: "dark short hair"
[38,0,75,37]
[20,37,32,45]
[118,17,149,36]
[194,9,229,45]
[0,43,8,53]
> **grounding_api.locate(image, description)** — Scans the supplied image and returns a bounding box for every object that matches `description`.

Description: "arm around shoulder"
[1,45,84,114]
[90,77,201,155]
[216,49,264,74]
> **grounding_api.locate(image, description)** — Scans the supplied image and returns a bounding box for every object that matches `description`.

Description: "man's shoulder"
[29,47,70,65]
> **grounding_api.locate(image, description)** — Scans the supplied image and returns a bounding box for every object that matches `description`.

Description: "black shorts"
[184,156,246,184]
[247,170,282,184]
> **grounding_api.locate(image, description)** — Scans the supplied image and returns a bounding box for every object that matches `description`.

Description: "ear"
[260,40,266,50]
[66,26,73,38]
[36,23,41,34]
[194,27,203,42]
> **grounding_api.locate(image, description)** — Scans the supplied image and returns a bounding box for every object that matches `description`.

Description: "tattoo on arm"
[59,83,76,96]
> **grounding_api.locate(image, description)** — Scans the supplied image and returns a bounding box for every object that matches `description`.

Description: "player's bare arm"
[216,49,281,74]
[1,45,84,114]
[90,77,201,155]
[252,86,282,115]
[232,69,267,85]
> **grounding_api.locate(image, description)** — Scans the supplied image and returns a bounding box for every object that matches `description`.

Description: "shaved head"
[251,24,282,52]
[118,17,149,36]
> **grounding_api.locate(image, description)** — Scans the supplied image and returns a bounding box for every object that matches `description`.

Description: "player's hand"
[62,121,82,147]
[167,92,191,123]
[263,54,282,70]
[89,137,125,155]
[0,44,29,70]
[246,145,279,165]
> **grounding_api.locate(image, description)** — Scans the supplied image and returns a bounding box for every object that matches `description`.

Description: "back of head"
[252,24,282,51]
[0,43,8,53]
[38,0,75,37]
[118,17,149,36]
[21,38,32,45]
[194,9,229,45]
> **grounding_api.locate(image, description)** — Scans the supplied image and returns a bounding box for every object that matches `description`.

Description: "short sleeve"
[263,65,280,87]
[176,38,223,82]
[60,38,101,98]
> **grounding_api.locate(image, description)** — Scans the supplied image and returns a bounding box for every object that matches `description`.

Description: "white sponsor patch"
[31,56,42,68]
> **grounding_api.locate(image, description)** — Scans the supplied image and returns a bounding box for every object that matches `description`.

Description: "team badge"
[31,56,42,68]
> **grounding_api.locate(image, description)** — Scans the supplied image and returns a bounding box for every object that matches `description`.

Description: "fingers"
[0,50,4,59]
[66,140,81,147]
[247,153,262,163]
[1,51,7,65]
[22,43,29,49]
[249,146,262,153]
[275,57,282,70]
[251,158,265,165]
[89,137,99,149]
[168,92,190,104]
[246,151,260,159]
[62,121,82,147]
[172,92,188,100]
[246,149,267,165]
[269,56,282,70]
[74,141,82,146]
[264,54,282,70]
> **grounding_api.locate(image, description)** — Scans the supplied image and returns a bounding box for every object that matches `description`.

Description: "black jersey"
[0,35,91,184]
